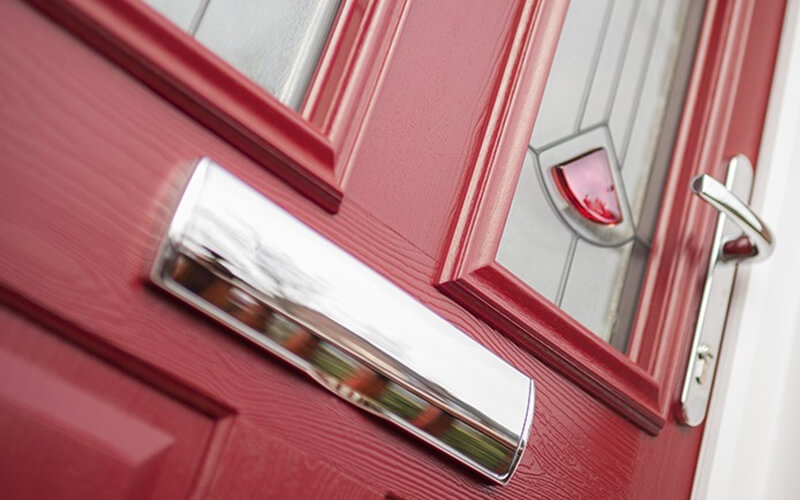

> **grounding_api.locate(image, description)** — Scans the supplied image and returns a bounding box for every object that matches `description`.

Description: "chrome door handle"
[679,154,774,426]
[691,155,774,263]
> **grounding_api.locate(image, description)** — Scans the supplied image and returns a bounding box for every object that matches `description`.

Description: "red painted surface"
[0,305,229,500]
[25,0,405,213]
[552,149,622,226]
[0,0,784,499]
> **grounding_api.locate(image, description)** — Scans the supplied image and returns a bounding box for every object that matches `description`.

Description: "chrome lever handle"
[680,154,774,426]
[691,154,774,263]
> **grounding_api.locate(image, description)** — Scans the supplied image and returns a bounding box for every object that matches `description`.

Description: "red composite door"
[0,0,785,498]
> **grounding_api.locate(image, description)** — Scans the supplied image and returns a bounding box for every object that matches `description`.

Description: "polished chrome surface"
[680,154,773,426]
[691,155,774,263]
[150,158,535,483]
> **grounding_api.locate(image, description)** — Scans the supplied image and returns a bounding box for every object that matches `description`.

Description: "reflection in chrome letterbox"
[151,158,534,483]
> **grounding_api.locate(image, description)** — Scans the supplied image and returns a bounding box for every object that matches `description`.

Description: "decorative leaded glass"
[497,0,705,350]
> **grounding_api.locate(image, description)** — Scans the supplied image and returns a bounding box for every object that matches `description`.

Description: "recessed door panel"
[0,306,226,500]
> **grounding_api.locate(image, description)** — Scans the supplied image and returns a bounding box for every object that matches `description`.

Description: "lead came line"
[619,0,667,166]
[188,0,211,36]
[555,236,578,307]
[575,0,616,133]
[602,0,643,124]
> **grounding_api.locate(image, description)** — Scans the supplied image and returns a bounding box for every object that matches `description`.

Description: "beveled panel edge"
[0,285,237,500]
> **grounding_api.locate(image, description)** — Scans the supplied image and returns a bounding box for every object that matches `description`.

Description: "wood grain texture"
[0,0,782,498]
[204,419,381,500]
[342,0,527,254]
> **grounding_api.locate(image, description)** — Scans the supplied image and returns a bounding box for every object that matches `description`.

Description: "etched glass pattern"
[497,0,705,349]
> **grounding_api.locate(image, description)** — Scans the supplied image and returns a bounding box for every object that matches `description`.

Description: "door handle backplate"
[679,154,774,426]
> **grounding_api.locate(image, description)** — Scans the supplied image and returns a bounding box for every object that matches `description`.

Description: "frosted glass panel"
[143,0,202,31]
[581,1,638,128]
[502,0,704,349]
[497,151,573,301]
[607,2,664,155]
[560,241,632,342]
[142,0,341,110]
[622,0,694,225]
[529,0,612,150]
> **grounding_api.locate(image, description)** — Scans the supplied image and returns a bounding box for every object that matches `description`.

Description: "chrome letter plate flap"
[150,159,535,483]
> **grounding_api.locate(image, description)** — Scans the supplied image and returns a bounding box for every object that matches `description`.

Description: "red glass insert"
[551,148,622,225]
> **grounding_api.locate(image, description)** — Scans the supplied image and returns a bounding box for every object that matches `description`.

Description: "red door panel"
[0,305,226,500]
[0,0,785,498]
